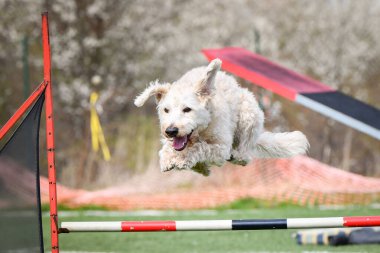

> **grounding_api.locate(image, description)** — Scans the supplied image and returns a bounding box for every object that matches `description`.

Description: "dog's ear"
[134,80,170,107]
[196,58,221,98]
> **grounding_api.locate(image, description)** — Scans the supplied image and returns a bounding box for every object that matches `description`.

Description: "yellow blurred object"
[90,92,111,161]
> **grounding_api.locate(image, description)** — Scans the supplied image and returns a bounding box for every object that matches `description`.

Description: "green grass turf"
[43,206,380,253]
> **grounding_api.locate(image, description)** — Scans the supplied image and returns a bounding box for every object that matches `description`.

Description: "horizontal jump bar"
[60,216,380,233]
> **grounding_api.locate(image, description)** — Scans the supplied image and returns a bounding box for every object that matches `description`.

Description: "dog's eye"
[183,107,192,113]
[164,108,169,113]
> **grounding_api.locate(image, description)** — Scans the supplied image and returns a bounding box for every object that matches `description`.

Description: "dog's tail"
[253,131,309,158]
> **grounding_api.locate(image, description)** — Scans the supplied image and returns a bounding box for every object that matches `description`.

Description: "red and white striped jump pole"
[60,216,380,233]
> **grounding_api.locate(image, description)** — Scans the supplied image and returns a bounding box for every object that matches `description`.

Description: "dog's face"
[134,59,221,151]
[157,85,211,151]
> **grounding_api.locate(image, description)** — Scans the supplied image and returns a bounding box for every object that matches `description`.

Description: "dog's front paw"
[159,144,203,172]
[159,152,194,172]
[160,155,182,172]
[159,145,179,172]
[160,161,193,172]
[175,158,195,171]
[161,164,176,172]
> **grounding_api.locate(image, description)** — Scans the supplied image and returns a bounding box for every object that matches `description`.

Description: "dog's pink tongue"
[173,136,187,151]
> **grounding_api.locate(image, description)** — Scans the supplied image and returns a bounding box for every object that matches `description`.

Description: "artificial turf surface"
[43,205,380,253]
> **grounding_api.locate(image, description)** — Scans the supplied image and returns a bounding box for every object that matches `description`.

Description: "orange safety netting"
[41,156,380,210]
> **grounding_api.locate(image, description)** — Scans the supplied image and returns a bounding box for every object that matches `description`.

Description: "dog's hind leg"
[230,90,264,165]
[191,162,211,176]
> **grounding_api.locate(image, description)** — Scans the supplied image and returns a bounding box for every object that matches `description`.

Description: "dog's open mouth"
[172,131,193,151]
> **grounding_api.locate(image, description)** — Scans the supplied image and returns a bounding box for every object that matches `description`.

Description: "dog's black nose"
[165,127,179,137]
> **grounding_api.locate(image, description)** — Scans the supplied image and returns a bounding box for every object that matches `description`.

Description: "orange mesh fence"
[41,156,380,210]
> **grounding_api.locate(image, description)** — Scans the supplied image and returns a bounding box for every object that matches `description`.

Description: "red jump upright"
[42,12,60,253]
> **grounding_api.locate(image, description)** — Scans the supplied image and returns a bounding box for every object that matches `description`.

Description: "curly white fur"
[135,59,309,175]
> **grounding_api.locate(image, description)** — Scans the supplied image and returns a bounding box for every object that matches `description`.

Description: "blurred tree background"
[0,0,379,189]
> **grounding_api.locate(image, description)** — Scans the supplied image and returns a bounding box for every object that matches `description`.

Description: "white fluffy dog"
[135,59,309,176]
